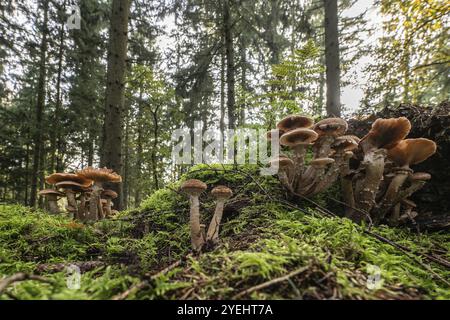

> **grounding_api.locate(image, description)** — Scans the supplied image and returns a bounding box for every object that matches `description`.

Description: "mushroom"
[55,181,88,216]
[38,189,65,214]
[268,155,294,190]
[280,128,318,180]
[376,138,436,222]
[299,157,335,195]
[206,186,233,243]
[398,199,418,224]
[101,189,118,217]
[180,179,208,252]
[45,173,93,216]
[354,117,411,222]
[277,115,314,132]
[312,118,348,158]
[76,167,122,222]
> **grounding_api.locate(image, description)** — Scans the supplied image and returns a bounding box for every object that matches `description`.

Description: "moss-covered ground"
[0,165,449,300]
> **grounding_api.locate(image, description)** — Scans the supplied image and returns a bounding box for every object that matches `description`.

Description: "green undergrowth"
[1,164,449,300]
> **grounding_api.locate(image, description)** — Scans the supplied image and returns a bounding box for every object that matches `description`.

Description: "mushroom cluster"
[268,115,436,226]
[40,167,122,222]
[180,179,233,252]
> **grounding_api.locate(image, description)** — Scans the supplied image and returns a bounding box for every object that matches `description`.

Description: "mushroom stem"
[354,148,387,223]
[387,203,401,226]
[104,199,112,217]
[76,193,87,220]
[189,195,204,251]
[292,145,307,180]
[47,195,60,214]
[278,170,293,192]
[393,180,427,205]
[374,167,411,223]
[313,135,335,158]
[206,200,226,243]
[97,198,105,220]
[65,190,77,214]
[86,182,102,222]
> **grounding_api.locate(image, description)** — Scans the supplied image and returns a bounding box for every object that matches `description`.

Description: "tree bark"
[50,7,65,174]
[324,0,341,117]
[30,0,49,207]
[223,0,236,130]
[102,0,131,210]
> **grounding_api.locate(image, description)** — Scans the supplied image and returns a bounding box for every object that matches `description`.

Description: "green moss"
[0,165,449,300]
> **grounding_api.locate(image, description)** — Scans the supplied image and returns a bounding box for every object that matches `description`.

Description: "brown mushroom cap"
[76,167,122,183]
[310,157,335,167]
[277,115,314,132]
[409,172,432,181]
[360,117,411,149]
[332,135,359,152]
[269,156,294,168]
[266,129,285,141]
[280,128,318,147]
[102,189,118,199]
[211,185,233,200]
[45,173,93,188]
[313,118,348,136]
[101,199,108,205]
[38,189,65,197]
[56,181,87,192]
[181,179,207,196]
[387,138,437,167]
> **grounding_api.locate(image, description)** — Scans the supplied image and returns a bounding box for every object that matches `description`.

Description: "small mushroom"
[180,179,207,252]
[102,189,118,217]
[268,155,294,189]
[76,167,122,222]
[38,189,65,214]
[206,186,233,243]
[353,117,411,221]
[312,118,348,158]
[376,138,436,221]
[55,181,87,216]
[280,128,318,180]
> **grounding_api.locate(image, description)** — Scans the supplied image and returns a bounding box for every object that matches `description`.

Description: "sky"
[341,0,382,112]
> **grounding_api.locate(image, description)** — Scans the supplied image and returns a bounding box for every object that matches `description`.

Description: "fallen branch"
[0,273,55,295]
[232,266,310,299]
[35,261,105,274]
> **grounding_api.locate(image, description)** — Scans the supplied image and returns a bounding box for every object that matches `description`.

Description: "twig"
[0,273,55,295]
[232,266,310,299]
[112,255,191,300]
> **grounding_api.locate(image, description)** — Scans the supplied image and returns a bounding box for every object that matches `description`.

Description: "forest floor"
[0,165,449,300]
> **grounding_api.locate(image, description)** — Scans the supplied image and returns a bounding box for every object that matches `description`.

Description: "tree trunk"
[223,0,236,130]
[101,0,131,211]
[30,0,49,207]
[50,8,65,174]
[135,88,144,206]
[239,35,246,126]
[151,109,160,190]
[220,36,226,137]
[324,0,341,117]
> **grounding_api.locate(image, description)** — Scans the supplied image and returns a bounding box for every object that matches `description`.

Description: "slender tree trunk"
[324,0,341,117]
[50,9,65,174]
[220,36,226,137]
[135,88,144,206]
[102,0,131,210]
[151,109,159,190]
[122,103,130,209]
[239,36,246,126]
[30,0,49,207]
[223,0,236,130]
